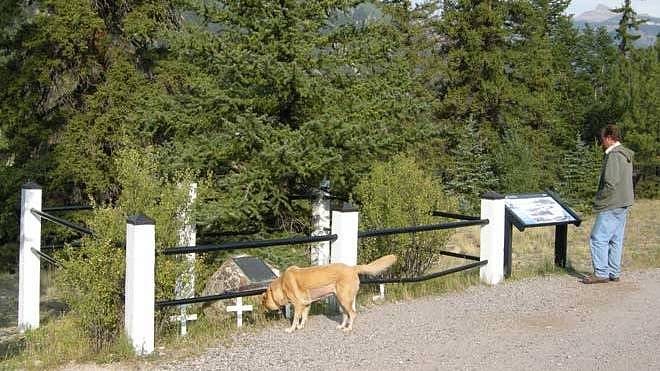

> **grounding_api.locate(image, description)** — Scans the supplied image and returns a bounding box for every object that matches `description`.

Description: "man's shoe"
[582,275,609,284]
[609,276,620,282]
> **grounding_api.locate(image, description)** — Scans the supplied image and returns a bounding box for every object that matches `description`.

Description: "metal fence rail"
[431,211,481,221]
[438,250,480,261]
[42,205,93,212]
[156,288,267,308]
[31,208,94,236]
[155,260,488,308]
[358,219,488,239]
[360,260,487,284]
[162,234,338,255]
[30,248,62,267]
[156,212,490,309]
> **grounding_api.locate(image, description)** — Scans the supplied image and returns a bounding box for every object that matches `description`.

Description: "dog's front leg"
[285,304,302,333]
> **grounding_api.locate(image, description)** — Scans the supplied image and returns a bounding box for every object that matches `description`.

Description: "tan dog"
[262,255,396,333]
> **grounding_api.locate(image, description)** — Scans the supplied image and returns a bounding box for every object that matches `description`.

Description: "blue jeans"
[589,207,629,278]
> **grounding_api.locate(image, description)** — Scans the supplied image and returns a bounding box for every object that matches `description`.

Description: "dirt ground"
[3,269,659,370]
[146,268,659,371]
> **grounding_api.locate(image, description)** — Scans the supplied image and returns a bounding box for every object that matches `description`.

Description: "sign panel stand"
[503,191,581,278]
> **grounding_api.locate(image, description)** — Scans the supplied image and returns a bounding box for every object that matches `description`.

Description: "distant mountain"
[573,4,660,48]
[574,4,618,23]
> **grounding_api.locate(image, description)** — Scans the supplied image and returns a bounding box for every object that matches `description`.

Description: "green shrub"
[353,154,457,277]
[633,163,659,199]
[54,148,193,351]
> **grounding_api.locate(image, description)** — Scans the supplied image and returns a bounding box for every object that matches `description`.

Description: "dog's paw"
[342,327,352,332]
[336,324,344,330]
[285,327,295,333]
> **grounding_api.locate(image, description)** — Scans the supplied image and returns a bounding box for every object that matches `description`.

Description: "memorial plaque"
[233,256,277,287]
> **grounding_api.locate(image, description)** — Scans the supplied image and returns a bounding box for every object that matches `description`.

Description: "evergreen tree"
[615,44,660,177]
[573,25,622,138]
[434,0,577,193]
[494,125,544,193]
[446,118,497,213]
[53,0,438,234]
[612,0,646,56]
[434,0,509,133]
[1,0,658,275]
[557,132,601,210]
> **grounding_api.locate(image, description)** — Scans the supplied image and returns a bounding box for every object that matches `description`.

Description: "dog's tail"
[355,255,397,276]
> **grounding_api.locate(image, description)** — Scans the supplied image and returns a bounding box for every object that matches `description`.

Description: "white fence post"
[329,203,359,312]
[330,203,359,266]
[480,192,505,285]
[18,182,42,332]
[175,182,197,336]
[125,215,155,355]
[311,181,331,266]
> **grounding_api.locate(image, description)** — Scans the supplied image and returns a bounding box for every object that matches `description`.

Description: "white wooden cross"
[372,284,385,301]
[226,297,253,327]
[169,307,198,336]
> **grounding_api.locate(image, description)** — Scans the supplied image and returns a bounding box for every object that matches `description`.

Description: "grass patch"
[1,316,136,370]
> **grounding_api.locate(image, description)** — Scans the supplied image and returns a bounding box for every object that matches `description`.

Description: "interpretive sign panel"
[503,191,582,277]
[505,193,578,229]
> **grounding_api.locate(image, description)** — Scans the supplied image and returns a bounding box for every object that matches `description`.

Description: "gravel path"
[151,269,660,371]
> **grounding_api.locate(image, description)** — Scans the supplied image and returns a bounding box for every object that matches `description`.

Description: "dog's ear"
[270,280,286,306]
[262,286,280,310]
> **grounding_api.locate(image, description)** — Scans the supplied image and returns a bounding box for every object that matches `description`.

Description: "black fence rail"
[431,211,481,221]
[31,208,95,236]
[30,247,62,267]
[156,288,267,308]
[42,205,93,212]
[162,234,338,255]
[156,212,490,309]
[358,219,488,239]
[155,259,488,308]
[438,250,480,261]
[360,260,486,284]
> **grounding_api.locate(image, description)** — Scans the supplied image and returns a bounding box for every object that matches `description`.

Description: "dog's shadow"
[276,299,344,326]
[310,298,345,325]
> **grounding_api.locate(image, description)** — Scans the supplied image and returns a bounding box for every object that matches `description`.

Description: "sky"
[411,1,660,18]
[564,1,660,17]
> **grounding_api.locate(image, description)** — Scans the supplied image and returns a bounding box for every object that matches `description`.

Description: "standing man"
[583,124,634,284]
